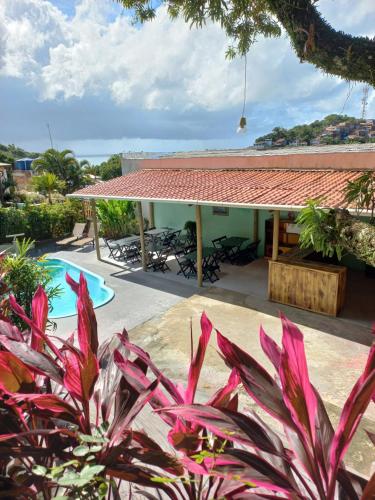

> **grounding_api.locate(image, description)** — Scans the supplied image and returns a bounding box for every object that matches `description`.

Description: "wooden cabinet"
[268,259,347,316]
[264,218,300,258]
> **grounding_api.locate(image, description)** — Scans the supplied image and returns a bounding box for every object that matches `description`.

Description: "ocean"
[76,154,112,165]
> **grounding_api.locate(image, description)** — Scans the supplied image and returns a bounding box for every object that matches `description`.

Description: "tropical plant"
[99,154,122,181]
[184,220,196,243]
[96,200,137,239]
[0,274,374,498]
[31,173,66,204]
[0,201,84,243]
[0,275,184,499]
[0,238,60,329]
[345,172,375,220]
[32,149,91,194]
[297,197,375,267]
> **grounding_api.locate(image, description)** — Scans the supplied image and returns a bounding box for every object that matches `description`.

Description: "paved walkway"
[48,246,374,476]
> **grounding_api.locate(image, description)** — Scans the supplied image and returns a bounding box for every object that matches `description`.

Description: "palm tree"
[32,149,89,194]
[31,173,65,204]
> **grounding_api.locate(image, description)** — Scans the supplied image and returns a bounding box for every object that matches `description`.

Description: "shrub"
[0,275,373,498]
[96,200,137,239]
[0,239,61,329]
[0,201,84,243]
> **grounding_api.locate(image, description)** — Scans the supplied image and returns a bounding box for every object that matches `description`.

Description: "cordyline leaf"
[362,472,375,500]
[0,319,23,341]
[66,273,98,356]
[106,465,179,499]
[118,333,183,405]
[163,404,284,457]
[9,394,80,424]
[63,348,98,403]
[279,314,318,448]
[185,312,213,404]
[9,295,63,362]
[0,335,63,385]
[259,326,281,371]
[216,330,292,426]
[114,351,175,426]
[130,431,184,476]
[31,285,48,352]
[207,368,240,409]
[109,378,159,446]
[0,351,34,393]
[329,368,375,486]
[203,450,296,494]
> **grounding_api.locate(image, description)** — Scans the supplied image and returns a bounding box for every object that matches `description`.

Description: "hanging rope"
[241,54,247,118]
[339,80,355,115]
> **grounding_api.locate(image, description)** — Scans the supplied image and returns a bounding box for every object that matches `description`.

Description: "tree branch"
[267,0,375,86]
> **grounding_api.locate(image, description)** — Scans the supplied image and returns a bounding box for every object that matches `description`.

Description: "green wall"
[153,202,273,256]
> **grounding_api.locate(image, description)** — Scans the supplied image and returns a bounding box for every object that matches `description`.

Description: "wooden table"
[220,236,249,262]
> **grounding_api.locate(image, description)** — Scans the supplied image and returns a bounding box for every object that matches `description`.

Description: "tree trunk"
[267,0,375,86]
[335,210,375,268]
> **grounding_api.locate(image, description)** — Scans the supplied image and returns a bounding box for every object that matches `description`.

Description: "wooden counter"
[268,254,347,316]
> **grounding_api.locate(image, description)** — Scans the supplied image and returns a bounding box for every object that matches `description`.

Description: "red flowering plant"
[0,271,374,499]
[0,274,183,499]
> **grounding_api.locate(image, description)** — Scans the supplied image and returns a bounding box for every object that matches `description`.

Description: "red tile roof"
[71,169,361,210]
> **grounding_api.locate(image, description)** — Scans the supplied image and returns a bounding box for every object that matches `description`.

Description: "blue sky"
[0,0,374,161]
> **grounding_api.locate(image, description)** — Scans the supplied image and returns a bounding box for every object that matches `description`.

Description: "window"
[212,206,229,216]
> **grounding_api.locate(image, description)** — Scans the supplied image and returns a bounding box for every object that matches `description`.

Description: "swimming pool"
[40,258,114,319]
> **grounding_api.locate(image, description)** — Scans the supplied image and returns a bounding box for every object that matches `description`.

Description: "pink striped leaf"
[279,314,318,448]
[31,285,48,352]
[185,312,213,404]
[259,326,281,371]
[216,330,292,426]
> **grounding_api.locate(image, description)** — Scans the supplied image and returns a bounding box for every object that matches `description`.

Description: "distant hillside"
[254,114,375,149]
[0,144,39,165]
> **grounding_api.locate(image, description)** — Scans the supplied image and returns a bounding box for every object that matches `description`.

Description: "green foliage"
[0,239,61,328]
[96,200,137,239]
[345,172,375,219]
[296,199,344,260]
[0,143,39,164]
[0,201,84,243]
[255,114,359,146]
[120,0,281,57]
[33,426,110,500]
[32,149,91,194]
[99,154,122,181]
[31,172,66,204]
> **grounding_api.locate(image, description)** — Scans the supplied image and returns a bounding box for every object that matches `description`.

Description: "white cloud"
[3,0,373,112]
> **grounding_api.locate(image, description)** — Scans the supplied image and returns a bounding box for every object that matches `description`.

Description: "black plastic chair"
[175,250,195,278]
[212,236,227,261]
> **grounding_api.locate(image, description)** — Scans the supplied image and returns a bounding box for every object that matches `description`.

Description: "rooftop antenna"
[46,123,54,149]
[361,84,369,120]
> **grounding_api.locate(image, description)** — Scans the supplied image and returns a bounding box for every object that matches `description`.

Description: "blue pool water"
[40,258,114,319]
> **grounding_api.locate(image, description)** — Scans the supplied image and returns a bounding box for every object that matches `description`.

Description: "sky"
[0,0,374,161]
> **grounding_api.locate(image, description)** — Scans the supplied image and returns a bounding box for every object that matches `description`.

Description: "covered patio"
[70,151,374,324]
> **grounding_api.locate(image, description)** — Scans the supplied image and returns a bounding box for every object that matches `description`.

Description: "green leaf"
[89,444,103,453]
[33,465,47,476]
[78,433,108,444]
[53,496,69,500]
[80,464,105,479]
[150,476,177,484]
[73,445,91,456]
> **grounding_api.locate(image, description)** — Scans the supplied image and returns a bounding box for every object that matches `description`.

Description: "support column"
[137,201,147,271]
[272,210,280,261]
[90,199,101,261]
[149,202,155,228]
[195,205,203,287]
[253,208,259,241]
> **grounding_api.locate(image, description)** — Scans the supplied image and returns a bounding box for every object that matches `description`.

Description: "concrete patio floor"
[49,244,375,477]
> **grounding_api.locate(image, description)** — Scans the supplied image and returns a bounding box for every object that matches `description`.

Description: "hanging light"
[237,116,247,134]
[236,54,248,134]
